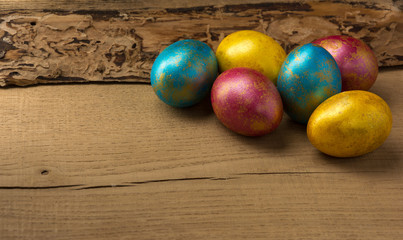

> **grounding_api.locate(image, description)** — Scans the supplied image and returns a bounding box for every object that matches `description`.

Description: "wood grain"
[0,0,402,86]
[0,70,402,239]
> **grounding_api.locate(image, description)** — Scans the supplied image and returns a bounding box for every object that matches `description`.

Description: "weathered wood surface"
[0,1,402,86]
[0,69,402,239]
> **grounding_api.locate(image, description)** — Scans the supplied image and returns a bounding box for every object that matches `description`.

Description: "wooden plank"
[0,1,402,86]
[0,70,402,239]
[0,70,401,188]
[1,174,402,240]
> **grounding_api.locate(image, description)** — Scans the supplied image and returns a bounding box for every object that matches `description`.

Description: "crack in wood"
[75,184,134,190]
[75,177,237,190]
[0,171,388,191]
[129,176,237,184]
[0,177,238,191]
[0,184,83,190]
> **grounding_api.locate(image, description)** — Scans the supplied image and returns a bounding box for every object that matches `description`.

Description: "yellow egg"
[307,91,392,158]
[216,30,286,85]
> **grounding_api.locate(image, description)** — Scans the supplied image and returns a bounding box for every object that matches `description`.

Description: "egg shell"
[211,67,283,136]
[277,43,341,124]
[307,91,392,158]
[216,30,286,85]
[312,35,378,91]
[151,39,218,107]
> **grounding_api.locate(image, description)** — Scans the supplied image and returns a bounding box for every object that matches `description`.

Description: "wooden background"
[0,1,402,239]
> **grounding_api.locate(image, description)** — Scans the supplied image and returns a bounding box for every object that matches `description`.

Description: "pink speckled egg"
[211,67,283,136]
[312,35,378,91]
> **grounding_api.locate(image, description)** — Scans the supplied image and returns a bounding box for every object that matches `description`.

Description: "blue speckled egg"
[151,39,218,107]
[277,43,341,124]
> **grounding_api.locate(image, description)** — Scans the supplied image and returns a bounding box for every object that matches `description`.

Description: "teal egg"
[151,39,218,107]
[277,43,341,124]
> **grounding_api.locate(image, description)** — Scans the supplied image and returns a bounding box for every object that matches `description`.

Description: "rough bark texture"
[0,1,401,86]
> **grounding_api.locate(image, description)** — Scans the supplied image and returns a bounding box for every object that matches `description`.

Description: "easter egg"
[211,67,283,136]
[277,43,341,124]
[312,35,378,91]
[216,30,286,85]
[151,39,218,107]
[307,91,392,157]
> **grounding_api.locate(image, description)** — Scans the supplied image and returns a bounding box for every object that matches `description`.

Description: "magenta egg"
[211,67,283,136]
[312,35,378,91]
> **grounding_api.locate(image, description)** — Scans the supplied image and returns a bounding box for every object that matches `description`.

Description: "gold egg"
[307,91,392,157]
[216,30,286,85]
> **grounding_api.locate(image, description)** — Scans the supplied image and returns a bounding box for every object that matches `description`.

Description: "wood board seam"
[0,171,387,190]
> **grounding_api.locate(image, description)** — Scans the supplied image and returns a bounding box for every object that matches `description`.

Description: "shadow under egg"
[156,93,215,122]
[228,115,308,153]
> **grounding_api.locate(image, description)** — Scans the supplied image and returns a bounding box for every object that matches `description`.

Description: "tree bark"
[0,1,401,86]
